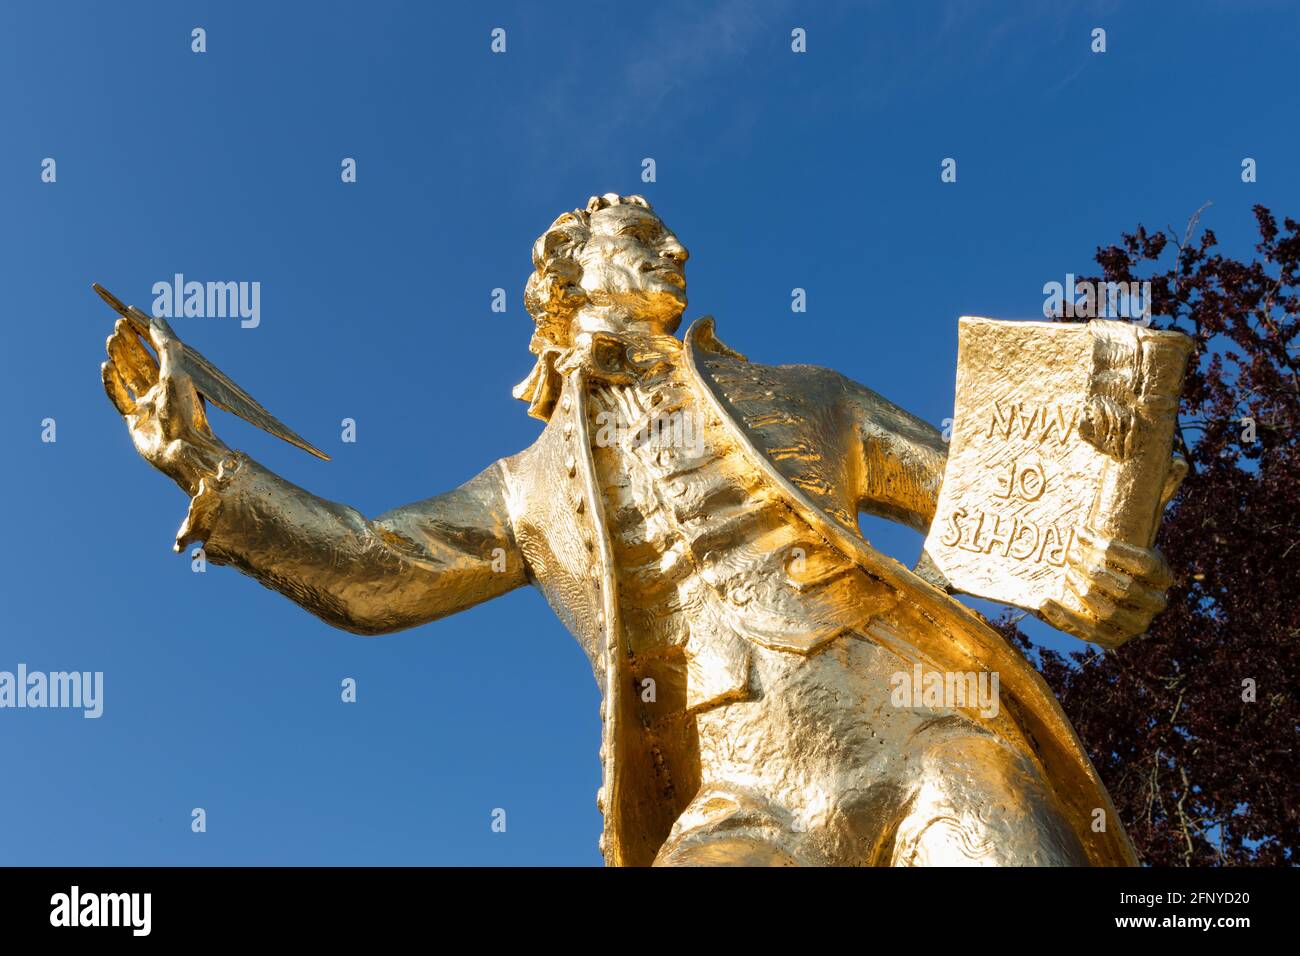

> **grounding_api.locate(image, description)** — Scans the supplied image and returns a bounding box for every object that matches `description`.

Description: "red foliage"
[997,205,1298,865]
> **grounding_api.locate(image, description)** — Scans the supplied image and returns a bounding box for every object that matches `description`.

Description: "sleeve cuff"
[174,452,247,553]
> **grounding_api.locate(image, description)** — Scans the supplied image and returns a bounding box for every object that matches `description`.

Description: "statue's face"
[575,204,689,329]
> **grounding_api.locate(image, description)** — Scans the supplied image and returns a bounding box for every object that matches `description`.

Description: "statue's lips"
[643,264,685,288]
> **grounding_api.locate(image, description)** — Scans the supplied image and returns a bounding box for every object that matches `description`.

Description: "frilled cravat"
[513,329,682,420]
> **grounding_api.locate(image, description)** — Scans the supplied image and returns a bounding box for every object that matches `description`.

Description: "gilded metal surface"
[94,283,330,461]
[922,318,1191,648]
[99,193,1189,866]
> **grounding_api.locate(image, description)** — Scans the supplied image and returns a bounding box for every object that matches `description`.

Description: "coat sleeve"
[839,374,949,535]
[174,451,528,635]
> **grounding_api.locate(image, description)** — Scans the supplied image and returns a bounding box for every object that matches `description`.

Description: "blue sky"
[0,0,1295,865]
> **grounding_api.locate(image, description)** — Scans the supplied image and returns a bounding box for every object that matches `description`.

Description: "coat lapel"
[562,369,633,865]
[681,317,1139,866]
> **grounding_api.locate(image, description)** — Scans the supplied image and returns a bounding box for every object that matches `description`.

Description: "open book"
[922,317,1193,612]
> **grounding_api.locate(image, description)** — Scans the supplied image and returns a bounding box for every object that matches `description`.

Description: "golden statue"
[97,194,1192,866]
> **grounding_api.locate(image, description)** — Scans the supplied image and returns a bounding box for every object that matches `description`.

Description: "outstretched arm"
[176,455,525,635]
[101,314,526,636]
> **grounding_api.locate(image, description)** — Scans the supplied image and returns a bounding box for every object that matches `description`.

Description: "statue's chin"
[643,288,687,330]
[578,289,686,334]
[631,308,684,337]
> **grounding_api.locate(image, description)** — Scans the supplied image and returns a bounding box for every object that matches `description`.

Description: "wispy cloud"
[520,0,795,160]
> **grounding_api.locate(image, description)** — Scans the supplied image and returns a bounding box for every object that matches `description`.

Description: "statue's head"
[524,194,689,351]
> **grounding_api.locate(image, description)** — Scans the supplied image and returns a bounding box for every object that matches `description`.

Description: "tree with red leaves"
[998,204,1298,865]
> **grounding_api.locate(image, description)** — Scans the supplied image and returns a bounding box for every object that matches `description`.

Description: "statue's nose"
[661,239,688,264]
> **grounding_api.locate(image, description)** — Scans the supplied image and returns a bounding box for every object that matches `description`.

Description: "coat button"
[565,455,577,477]
[595,786,606,813]
[562,396,572,413]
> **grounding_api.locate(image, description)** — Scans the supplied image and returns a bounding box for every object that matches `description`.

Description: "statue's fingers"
[147,315,185,378]
[1041,598,1128,649]
[1129,582,1168,616]
[1066,563,1132,603]
[142,315,202,412]
[1063,573,1153,637]
[1071,526,1109,562]
[152,347,217,442]
[1040,598,1089,636]
[113,319,159,383]
[1074,528,1172,590]
[101,360,134,416]
[1102,539,1173,590]
[155,360,208,441]
[106,320,157,397]
[1159,456,1188,510]
[1146,550,1174,591]
[1063,563,1163,614]
[1088,567,1166,616]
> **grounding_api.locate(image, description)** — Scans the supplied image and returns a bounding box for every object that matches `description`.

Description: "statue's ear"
[542,219,579,258]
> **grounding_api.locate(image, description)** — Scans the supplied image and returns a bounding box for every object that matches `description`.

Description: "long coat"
[180,318,1138,866]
